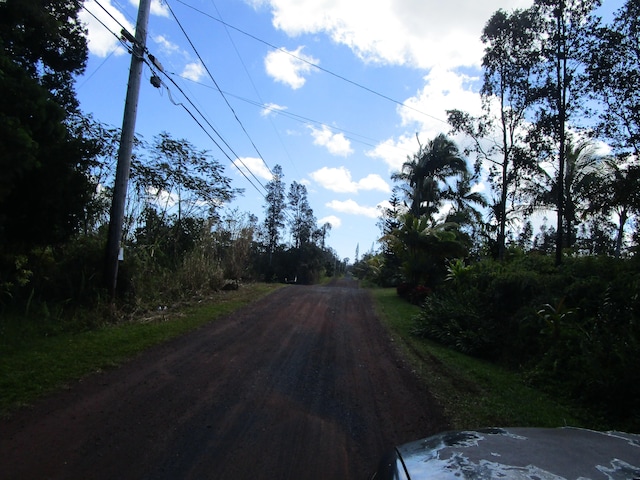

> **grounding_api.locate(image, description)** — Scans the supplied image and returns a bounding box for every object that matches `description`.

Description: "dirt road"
[0,279,447,479]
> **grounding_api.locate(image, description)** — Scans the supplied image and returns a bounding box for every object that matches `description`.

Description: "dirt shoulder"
[0,278,447,479]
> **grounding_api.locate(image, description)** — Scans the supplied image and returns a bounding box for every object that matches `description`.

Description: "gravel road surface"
[0,278,447,479]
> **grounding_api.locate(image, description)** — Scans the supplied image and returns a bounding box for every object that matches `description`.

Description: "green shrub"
[413,253,640,428]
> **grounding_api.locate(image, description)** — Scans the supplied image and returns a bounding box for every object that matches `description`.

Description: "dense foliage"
[0,1,342,321]
[352,0,640,429]
[411,253,640,428]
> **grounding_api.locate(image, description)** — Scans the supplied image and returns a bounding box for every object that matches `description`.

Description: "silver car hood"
[378,427,640,480]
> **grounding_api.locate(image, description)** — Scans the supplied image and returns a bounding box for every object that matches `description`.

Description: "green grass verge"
[0,283,284,416]
[369,287,606,431]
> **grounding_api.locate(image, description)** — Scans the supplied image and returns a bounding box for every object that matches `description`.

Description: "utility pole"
[104,0,152,297]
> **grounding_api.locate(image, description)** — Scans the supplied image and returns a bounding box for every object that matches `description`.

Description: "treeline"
[353,0,639,429]
[0,1,341,320]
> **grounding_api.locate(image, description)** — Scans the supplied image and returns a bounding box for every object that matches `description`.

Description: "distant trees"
[287,181,315,249]
[263,165,287,259]
[257,168,338,284]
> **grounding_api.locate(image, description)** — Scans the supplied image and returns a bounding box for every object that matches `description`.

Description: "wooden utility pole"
[104,0,152,297]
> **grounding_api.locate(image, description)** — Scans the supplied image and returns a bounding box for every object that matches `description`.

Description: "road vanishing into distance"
[0,278,446,479]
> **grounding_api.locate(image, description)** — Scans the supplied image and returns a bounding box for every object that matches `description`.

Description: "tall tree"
[531,138,605,249]
[263,164,286,257]
[586,0,640,160]
[140,132,240,223]
[0,0,87,111]
[530,0,601,265]
[0,0,94,251]
[588,160,640,257]
[449,7,540,260]
[287,181,315,249]
[392,134,467,222]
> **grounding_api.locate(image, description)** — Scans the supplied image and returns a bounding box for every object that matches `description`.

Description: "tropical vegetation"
[354,0,640,430]
[0,0,343,327]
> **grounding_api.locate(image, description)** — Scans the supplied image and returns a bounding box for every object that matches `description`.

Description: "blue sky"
[76,0,617,261]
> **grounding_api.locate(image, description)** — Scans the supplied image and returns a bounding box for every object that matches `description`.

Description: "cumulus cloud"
[309,125,353,157]
[318,215,342,228]
[81,0,173,57]
[147,187,178,208]
[310,167,390,193]
[254,0,531,70]
[80,0,133,57]
[326,199,380,218]
[367,66,483,172]
[182,62,206,82]
[129,0,169,17]
[232,157,273,181]
[400,66,482,131]
[264,46,318,89]
[153,35,183,56]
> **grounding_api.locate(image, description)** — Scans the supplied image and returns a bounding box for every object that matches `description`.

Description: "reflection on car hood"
[381,427,640,480]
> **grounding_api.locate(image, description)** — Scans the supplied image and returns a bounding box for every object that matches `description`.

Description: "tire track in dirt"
[0,279,447,479]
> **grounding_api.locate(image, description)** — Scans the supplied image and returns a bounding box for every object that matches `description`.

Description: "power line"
[91,0,131,37]
[165,0,277,179]
[81,6,274,202]
[164,73,416,155]
[82,3,132,53]
[172,0,448,125]
[208,0,300,177]
[156,66,269,195]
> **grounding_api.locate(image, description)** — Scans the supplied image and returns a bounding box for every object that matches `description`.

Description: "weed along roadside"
[0,283,284,416]
[369,287,614,432]
[1,280,629,432]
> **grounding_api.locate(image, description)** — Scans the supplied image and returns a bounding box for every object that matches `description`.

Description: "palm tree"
[588,159,640,257]
[532,137,604,250]
[445,172,488,226]
[389,213,469,286]
[392,134,468,221]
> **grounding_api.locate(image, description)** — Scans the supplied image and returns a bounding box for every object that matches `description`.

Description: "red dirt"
[0,278,448,479]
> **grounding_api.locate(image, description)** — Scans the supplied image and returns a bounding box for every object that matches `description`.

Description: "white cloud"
[261,102,288,117]
[255,0,532,70]
[367,133,419,173]
[358,174,392,193]
[326,199,380,218]
[182,62,206,82]
[153,35,182,56]
[264,46,318,89]
[310,167,390,193]
[309,125,353,157]
[401,66,482,132]
[232,157,273,181]
[318,215,342,228]
[129,0,169,17]
[147,187,178,208]
[80,0,133,57]
[368,66,483,172]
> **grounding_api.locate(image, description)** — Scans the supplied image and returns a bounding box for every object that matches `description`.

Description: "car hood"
[375,427,640,480]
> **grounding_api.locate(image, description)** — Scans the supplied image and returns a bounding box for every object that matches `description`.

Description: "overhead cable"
[165,0,277,179]
[173,0,448,125]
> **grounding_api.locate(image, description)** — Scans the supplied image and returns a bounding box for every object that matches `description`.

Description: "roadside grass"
[0,283,284,417]
[369,287,607,431]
